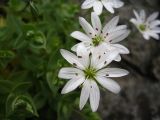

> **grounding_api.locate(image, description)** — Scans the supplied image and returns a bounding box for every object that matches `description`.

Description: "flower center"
[84,67,96,79]
[139,24,147,31]
[92,35,103,46]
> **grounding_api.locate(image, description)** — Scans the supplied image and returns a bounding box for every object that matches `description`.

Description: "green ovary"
[92,36,103,46]
[139,24,147,31]
[84,67,97,80]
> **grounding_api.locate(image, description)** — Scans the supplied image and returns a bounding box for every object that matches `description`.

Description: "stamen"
[84,67,96,79]
[92,35,103,46]
[139,24,147,31]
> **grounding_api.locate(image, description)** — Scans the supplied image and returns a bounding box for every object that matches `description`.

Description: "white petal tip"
[79,17,83,21]
[61,90,66,94]
[125,71,129,75]
[79,106,83,111]
[91,108,97,112]
[60,49,64,54]
[113,87,121,94]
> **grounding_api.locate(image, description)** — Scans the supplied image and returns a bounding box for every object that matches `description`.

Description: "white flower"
[58,44,129,112]
[81,0,124,15]
[71,12,130,62]
[130,10,160,40]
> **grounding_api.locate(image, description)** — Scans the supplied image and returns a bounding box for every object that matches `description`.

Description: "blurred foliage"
[0,0,101,120]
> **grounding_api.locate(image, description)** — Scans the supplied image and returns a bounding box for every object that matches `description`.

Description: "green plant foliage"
[0,0,102,120]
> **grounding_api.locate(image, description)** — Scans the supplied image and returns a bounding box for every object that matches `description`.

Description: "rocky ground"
[76,0,160,120]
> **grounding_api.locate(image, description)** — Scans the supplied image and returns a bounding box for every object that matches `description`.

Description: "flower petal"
[71,42,92,52]
[140,10,146,22]
[150,20,160,28]
[108,25,127,33]
[96,76,121,94]
[93,1,103,15]
[107,30,130,43]
[147,12,159,22]
[133,10,141,22]
[143,33,150,40]
[79,80,90,110]
[79,17,96,38]
[111,44,130,54]
[103,16,119,34]
[81,0,96,9]
[71,31,91,42]
[89,80,100,112]
[102,1,114,13]
[61,77,85,94]
[91,49,119,69]
[60,49,85,69]
[151,27,160,33]
[130,18,139,25]
[146,31,159,40]
[114,54,121,62]
[112,0,124,8]
[58,67,84,79]
[76,44,90,68]
[91,12,102,34]
[97,68,129,77]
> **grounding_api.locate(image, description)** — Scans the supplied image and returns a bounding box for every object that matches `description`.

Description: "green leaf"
[6,94,38,118]
[0,80,14,94]
[9,0,26,12]
[26,30,46,50]
[29,1,39,17]
[0,50,15,58]
[33,93,46,110]
[11,82,32,94]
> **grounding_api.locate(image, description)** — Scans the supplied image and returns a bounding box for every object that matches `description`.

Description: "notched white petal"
[91,12,102,34]
[79,80,90,110]
[81,0,95,9]
[103,16,119,33]
[79,17,95,38]
[90,81,100,112]
[111,44,130,54]
[60,49,85,69]
[96,76,121,94]
[102,1,114,14]
[108,30,130,43]
[147,12,159,22]
[58,67,84,79]
[113,0,124,8]
[93,1,103,15]
[71,31,91,42]
[97,68,129,77]
[76,44,90,68]
[61,77,85,94]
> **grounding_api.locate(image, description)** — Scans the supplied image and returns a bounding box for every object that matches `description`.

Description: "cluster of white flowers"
[58,1,160,112]
[130,10,160,40]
